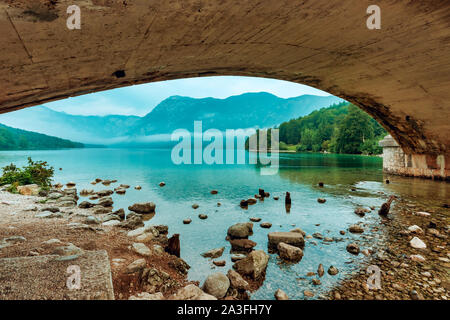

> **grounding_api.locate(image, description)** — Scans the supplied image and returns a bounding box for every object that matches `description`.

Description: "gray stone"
[233,250,268,280]
[274,289,289,300]
[128,202,156,214]
[202,272,230,298]
[126,258,147,273]
[201,247,225,259]
[227,222,253,239]
[268,232,305,252]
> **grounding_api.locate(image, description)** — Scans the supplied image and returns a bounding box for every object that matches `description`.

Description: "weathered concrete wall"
[380,135,449,180]
[0,0,449,159]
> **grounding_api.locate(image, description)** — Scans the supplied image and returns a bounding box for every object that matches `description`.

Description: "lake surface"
[1,148,448,299]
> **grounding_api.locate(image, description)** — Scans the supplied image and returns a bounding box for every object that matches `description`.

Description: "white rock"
[126,258,147,273]
[408,225,424,234]
[42,238,63,246]
[102,220,121,226]
[129,292,163,300]
[410,237,426,249]
[410,254,426,262]
[414,211,431,217]
[132,243,151,256]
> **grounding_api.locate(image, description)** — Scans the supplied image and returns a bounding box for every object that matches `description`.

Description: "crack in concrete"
[4,9,33,64]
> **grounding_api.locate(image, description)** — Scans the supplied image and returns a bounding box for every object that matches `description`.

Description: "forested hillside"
[247,102,388,155]
[0,123,84,150]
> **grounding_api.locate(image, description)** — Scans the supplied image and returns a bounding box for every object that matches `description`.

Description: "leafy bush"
[0,157,54,188]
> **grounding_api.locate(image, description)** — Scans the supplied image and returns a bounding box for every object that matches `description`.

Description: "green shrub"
[0,157,54,188]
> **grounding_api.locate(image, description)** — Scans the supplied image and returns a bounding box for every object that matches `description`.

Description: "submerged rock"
[233,250,269,280]
[278,242,303,262]
[274,289,289,300]
[317,264,324,277]
[328,266,339,275]
[201,247,225,259]
[354,207,369,217]
[260,222,272,229]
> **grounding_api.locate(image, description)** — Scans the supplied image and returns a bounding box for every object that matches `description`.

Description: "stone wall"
[380,136,449,181]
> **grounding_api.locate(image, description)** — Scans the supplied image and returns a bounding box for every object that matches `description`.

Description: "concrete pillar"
[379,135,449,181]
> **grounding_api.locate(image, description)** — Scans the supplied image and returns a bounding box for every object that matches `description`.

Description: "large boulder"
[170,284,217,300]
[202,272,230,299]
[268,232,305,252]
[227,223,253,239]
[128,202,156,214]
[132,243,151,256]
[17,184,40,196]
[277,242,303,262]
[233,250,269,280]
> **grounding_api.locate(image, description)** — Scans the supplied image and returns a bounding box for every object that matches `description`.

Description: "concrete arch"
[0,0,449,178]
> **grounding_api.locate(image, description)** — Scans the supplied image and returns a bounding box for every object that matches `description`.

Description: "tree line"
[0,123,84,150]
[247,102,387,155]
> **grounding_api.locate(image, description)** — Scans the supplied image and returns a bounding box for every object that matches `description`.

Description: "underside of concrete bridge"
[0,0,449,179]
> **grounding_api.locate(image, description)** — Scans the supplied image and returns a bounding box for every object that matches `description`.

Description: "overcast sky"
[42,76,331,116]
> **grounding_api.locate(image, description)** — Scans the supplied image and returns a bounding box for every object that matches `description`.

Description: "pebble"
[410,237,426,249]
[274,289,289,300]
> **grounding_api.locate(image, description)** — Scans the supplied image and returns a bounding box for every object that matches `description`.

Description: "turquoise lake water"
[0,148,448,299]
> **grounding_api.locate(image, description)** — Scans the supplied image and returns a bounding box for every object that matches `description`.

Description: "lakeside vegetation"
[0,157,54,193]
[246,102,388,155]
[0,123,84,150]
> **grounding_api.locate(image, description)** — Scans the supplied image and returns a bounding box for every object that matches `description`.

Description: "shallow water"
[0,148,448,299]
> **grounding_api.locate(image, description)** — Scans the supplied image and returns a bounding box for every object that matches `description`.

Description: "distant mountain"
[0,123,84,150]
[130,93,343,136]
[0,93,343,145]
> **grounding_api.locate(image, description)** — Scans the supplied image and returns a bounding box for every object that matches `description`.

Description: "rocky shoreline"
[327,197,449,300]
[0,178,448,300]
